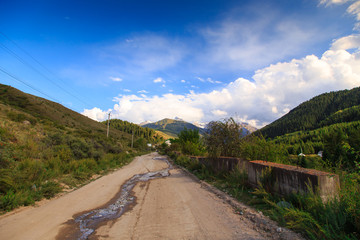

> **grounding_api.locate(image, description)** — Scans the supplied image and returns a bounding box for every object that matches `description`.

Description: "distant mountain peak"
[174,116,184,121]
[139,120,152,126]
[142,118,205,137]
[192,121,207,129]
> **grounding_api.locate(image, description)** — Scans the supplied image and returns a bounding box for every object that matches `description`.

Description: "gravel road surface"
[0,152,303,240]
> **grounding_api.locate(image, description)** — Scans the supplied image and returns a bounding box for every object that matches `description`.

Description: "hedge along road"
[0,152,301,240]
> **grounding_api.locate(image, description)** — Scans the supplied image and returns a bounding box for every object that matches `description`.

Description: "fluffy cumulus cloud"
[83,40,360,128]
[82,1,360,128]
[153,77,165,83]
[82,107,109,121]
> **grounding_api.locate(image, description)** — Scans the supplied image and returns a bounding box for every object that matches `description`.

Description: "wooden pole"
[107,112,111,138]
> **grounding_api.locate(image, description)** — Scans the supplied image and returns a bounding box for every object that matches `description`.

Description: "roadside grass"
[0,152,136,213]
[168,152,360,240]
[0,116,144,214]
[0,85,155,213]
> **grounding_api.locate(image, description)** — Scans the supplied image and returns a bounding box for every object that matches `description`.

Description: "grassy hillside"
[0,84,132,141]
[0,84,145,213]
[259,87,360,138]
[143,118,206,136]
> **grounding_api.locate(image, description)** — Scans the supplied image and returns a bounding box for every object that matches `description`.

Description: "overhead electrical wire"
[0,31,92,109]
[0,66,60,103]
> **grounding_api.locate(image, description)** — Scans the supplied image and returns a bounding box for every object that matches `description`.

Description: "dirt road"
[0,152,302,240]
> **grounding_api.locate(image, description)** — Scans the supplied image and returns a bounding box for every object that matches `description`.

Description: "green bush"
[16,159,46,184]
[0,169,14,194]
[39,181,62,199]
[0,191,18,211]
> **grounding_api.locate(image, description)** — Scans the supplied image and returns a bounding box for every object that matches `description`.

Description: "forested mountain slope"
[259,87,360,138]
[143,118,207,137]
[102,119,164,143]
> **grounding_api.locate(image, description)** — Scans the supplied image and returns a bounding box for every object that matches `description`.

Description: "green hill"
[0,84,145,213]
[101,119,165,144]
[143,118,206,137]
[259,87,360,138]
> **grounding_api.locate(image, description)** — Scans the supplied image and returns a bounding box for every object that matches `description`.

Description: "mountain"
[142,118,206,137]
[101,119,165,143]
[239,122,257,136]
[259,87,360,138]
[139,120,152,126]
[0,84,129,140]
[193,121,207,129]
[142,118,257,137]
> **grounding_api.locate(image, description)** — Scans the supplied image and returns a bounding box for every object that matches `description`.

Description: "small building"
[165,140,171,146]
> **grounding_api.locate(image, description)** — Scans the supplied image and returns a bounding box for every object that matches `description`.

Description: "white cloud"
[123,89,131,92]
[347,1,360,22]
[331,34,360,50]
[320,0,360,30]
[82,107,109,121]
[197,77,222,84]
[138,90,149,93]
[200,11,324,70]
[211,109,228,116]
[83,45,360,128]
[153,77,165,83]
[181,79,186,83]
[82,2,360,128]
[109,76,122,82]
[320,0,350,6]
[197,77,205,82]
[103,35,186,74]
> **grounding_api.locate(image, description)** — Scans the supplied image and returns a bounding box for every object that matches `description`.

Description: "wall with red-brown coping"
[248,160,339,201]
[172,151,339,201]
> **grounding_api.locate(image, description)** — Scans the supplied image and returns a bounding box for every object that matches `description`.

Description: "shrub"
[0,169,14,194]
[205,118,243,158]
[53,144,73,162]
[40,181,62,199]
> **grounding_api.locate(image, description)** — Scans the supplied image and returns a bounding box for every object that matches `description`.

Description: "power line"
[0,32,93,108]
[0,32,60,79]
[0,66,60,103]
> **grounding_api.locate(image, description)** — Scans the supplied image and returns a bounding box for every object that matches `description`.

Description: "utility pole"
[107,112,111,138]
[131,129,134,148]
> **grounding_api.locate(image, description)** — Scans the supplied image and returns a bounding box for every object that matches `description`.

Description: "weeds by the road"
[0,152,135,213]
[0,120,144,213]
[168,152,359,240]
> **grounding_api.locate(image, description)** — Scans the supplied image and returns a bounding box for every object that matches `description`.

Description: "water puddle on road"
[74,157,172,240]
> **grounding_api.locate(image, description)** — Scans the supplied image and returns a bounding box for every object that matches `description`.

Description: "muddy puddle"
[73,156,172,240]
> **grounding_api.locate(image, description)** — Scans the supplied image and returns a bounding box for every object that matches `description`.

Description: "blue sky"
[1,0,360,127]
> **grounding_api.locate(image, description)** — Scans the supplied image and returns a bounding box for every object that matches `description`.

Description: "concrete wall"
[172,151,339,201]
[188,155,248,173]
[248,160,339,202]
